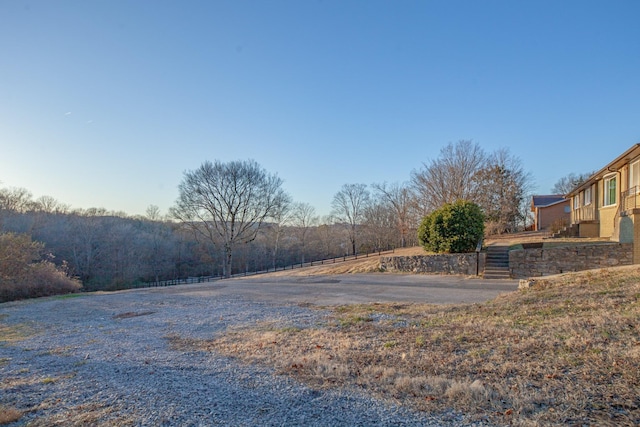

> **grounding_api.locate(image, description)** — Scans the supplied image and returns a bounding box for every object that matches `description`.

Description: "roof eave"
[566,143,640,197]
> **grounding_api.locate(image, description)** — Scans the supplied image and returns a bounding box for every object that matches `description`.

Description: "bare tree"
[410,140,487,215]
[266,194,292,270]
[145,204,163,221]
[475,148,533,234]
[362,201,396,252]
[331,183,370,255]
[0,186,34,212]
[371,182,416,248]
[551,172,593,195]
[142,205,175,283]
[290,202,318,263]
[316,217,343,258]
[171,159,289,278]
[34,196,70,214]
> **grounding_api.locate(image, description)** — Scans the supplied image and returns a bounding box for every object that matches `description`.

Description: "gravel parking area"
[1,277,510,426]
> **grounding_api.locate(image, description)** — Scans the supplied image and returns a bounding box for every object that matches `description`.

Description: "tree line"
[1,140,543,291]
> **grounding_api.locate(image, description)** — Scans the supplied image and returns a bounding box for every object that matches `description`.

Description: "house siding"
[599,206,617,238]
[537,201,570,230]
[634,212,640,263]
[566,144,640,264]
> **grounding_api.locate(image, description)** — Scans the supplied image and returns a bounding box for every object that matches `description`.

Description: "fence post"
[475,239,483,276]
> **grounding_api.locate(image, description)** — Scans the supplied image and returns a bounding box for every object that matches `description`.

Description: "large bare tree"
[331,183,370,255]
[171,159,289,278]
[410,140,487,215]
[475,148,533,234]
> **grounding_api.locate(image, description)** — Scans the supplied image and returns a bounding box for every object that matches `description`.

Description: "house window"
[630,160,640,194]
[604,175,617,206]
[574,194,580,209]
[584,187,592,205]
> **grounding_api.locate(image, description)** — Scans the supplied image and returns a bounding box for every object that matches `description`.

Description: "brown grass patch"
[184,266,640,426]
[0,405,23,424]
[112,311,156,319]
[0,317,35,343]
[24,401,136,427]
[0,375,134,426]
[251,247,429,277]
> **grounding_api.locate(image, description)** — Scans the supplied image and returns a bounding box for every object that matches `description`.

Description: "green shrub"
[417,200,484,253]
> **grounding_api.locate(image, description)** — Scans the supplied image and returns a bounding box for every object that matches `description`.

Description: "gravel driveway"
[1,275,513,426]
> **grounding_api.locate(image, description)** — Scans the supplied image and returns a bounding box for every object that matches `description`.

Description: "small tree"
[417,200,484,253]
[331,183,370,255]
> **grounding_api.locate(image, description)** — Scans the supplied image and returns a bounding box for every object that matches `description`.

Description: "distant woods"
[0,182,415,293]
[0,141,536,294]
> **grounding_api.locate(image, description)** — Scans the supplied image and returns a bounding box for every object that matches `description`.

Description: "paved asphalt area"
[155,273,519,305]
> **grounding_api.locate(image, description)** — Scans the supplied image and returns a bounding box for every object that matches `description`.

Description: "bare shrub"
[0,233,81,302]
[549,217,569,234]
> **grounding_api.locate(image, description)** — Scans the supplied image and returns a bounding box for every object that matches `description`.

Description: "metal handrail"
[621,186,640,212]
[573,204,596,222]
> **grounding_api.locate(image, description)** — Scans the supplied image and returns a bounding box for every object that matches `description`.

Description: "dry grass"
[184,266,640,426]
[112,311,156,319]
[0,316,35,343]
[258,247,430,277]
[0,405,23,425]
[1,372,133,426]
[23,401,136,427]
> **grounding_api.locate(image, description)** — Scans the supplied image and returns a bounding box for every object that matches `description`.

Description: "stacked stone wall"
[380,253,483,276]
[510,243,633,278]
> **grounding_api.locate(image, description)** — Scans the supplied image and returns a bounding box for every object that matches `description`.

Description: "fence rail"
[573,204,596,222]
[621,186,640,212]
[139,248,396,289]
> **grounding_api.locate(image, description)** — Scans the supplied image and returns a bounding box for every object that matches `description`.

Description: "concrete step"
[483,268,511,279]
[484,244,511,278]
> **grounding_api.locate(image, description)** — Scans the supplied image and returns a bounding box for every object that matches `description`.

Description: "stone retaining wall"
[380,253,484,276]
[509,243,633,278]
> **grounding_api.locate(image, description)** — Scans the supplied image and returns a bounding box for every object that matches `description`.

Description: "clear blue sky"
[1,0,639,217]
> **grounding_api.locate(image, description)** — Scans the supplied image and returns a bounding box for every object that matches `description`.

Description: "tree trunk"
[224,245,232,279]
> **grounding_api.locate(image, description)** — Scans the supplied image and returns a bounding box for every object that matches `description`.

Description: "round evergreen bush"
[417,200,485,253]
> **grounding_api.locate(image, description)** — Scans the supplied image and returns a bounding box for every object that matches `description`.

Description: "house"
[530,195,570,231]
[566,143,640,262]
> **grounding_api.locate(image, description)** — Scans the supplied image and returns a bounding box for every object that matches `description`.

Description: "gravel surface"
[1,283,494,426]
